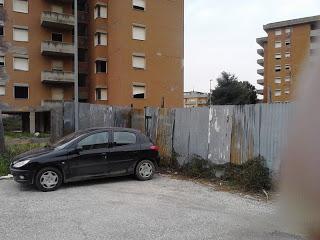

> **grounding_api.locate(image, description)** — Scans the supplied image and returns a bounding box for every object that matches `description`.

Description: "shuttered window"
[13,0,28,13]
[94,32,107,46]
[0,56,5,66]
[132,0,145,10]
[0,86,5,96]
[13,27,28,42]
[132,55,145,69]
[94,5,107,19]
[133,85,145,99]
[96,88,107,100]
[132,25,146,41]
[13,57,29,71]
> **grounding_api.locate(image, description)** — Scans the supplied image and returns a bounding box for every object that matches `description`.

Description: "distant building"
[257,15,320,103]
[184,91,208,108]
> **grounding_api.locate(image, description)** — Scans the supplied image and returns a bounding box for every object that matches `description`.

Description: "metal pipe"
[74,0,79,131]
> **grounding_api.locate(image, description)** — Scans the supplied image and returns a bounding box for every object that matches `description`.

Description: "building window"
[274,89,281,97]
[275,29,282,36]
[275,41,282,48]
[14,85,29,99]
[96,88,107,100]
[132,55,146,69]
[13,0,28,13]
[285,39,291,47]
[275,53,281,60]
[0,0,4,7]
[52,60,63,71]
[94,32,107,46]
[285,76,291,82]
[275,65,281,72]
[0,55,5,66]
[285,28,291,34]
[94,4,107,19]
[133,85,146,99]
[95,60,107,73]
[0,25,4,36]
[0,86,5,96]
[132,25,146,41]
[132,0,145,11]
[274,77,281,84]
[13,27,28,42]
[285,64,291,71]
[52,33,63,42]
[284,89,290,94]
[285,52,291,58]
[13,57,29,71]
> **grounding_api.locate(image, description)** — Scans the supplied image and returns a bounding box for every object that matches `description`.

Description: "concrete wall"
[49,102,291,172]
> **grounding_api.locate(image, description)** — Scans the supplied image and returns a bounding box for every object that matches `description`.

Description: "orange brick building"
[257,15,320,103]
[0,0,184,110]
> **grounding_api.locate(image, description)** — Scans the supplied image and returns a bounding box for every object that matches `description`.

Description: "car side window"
[113,132,137,146]
[77,132,109,150]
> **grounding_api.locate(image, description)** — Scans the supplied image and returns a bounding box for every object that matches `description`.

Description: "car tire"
[35,167,63,192]
[135,160,155,181]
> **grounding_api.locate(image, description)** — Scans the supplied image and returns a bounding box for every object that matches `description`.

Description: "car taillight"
[150,145,159,151]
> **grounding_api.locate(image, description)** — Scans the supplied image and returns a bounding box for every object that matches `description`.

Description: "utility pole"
[74,0,79,131]
[209,79,213,106]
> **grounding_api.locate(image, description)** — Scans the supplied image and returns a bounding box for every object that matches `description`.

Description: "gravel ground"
[0,174,303,240]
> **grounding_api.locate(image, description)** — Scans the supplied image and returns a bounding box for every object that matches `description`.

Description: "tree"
[209,71,257,105]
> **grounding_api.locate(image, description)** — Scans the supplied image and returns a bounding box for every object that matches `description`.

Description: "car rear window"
[114,132,137,146]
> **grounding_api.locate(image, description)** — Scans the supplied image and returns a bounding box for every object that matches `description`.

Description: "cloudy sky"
[184,0,320,93]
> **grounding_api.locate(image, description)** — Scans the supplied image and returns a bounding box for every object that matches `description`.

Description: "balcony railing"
[311,29,320,37]
[257,49,264,57]
[257,79,264,85]
[257,69,264,76]
[41,70,74,84]
[41,11,75,30]
[41,41,74,57]
[257,59,264,66]
[257,89,264,95]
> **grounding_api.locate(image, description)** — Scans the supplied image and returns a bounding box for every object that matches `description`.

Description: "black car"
[10,127,160,192]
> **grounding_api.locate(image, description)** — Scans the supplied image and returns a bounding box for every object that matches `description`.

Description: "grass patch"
[0,143,46,176]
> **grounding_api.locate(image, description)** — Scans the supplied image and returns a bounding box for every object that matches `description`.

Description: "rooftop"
[184,91,209,99]
[264,15,320,30]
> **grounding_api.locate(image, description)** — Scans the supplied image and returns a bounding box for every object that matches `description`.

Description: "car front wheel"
[35,167,62,192]
[135,160,155,181]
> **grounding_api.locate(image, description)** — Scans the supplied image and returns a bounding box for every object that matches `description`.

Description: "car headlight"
[13,160,31,168]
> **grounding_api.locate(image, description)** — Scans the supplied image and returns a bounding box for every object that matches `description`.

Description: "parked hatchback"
[10,128,160,192]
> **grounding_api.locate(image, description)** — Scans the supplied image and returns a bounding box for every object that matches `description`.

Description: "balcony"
[256,37,267,47]
[311,29,320,37]
[257,89,264,95]
[257,79,264,86]
[257,59,264,66]
[257,49,264,57]
[41,70,74,84]
[41,41,74,57]
[257,69,264,76]
[41,11,75,30]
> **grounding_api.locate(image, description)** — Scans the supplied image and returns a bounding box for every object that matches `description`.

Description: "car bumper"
[10,167,34,184]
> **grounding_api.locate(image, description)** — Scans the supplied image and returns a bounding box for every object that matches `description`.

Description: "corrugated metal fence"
[47,102,291,171]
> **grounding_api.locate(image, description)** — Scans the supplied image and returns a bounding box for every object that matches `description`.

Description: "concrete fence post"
[0,111,5,153]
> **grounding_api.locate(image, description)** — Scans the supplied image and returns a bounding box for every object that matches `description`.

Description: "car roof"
[76,127,141,135]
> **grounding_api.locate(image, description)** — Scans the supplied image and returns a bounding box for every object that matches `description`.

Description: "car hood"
[13,147,53,162]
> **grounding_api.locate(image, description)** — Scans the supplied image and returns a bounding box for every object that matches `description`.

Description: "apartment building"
[256,15,320,103]
[0,0,184,111]
[184,91,208,108]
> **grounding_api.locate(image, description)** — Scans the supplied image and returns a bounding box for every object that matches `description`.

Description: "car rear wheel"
[135,160,155,181]
[35,167,62,192]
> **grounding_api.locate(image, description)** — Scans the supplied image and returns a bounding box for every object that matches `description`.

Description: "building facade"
[256,15,320,103]
[184,91,208,108]
[0,0,184,110]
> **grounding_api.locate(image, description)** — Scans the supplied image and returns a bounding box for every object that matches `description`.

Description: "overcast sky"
[184,0,320,93]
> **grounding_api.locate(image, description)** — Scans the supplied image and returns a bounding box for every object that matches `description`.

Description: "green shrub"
[180,155,216,179]
[0,143,46,176]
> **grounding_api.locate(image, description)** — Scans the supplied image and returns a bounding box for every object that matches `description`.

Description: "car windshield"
[50,132,83,149]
